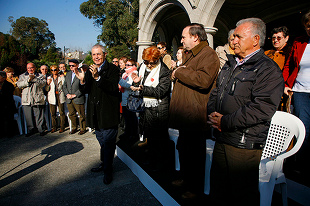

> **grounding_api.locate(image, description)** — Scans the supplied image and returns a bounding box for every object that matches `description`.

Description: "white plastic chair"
[66,95,91,132]
[204,139,215,195]
[168,128,180,171]
[13,95,24,135]
[259,111,305,206]
[203,111,306,205]
[44,101,52,131]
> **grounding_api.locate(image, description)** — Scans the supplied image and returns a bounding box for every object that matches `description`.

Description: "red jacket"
[283,35,310,88]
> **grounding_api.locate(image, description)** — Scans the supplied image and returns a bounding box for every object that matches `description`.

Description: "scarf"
[138,62,161,107]
[120,66,137,93]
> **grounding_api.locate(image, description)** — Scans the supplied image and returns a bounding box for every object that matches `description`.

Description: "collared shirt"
[235,49,261,69]
[96,60,106,81]
[71,72,76,84]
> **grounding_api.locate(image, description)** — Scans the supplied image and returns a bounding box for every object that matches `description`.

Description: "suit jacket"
[80,61,120,129]
[63,70,85,104]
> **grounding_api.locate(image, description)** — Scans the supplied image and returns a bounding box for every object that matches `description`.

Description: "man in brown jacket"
[169,23,219,200]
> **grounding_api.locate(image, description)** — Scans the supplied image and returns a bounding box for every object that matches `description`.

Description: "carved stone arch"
[137,0,191,62]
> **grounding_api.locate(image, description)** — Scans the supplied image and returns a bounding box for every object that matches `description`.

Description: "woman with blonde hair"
[46,65,66,133]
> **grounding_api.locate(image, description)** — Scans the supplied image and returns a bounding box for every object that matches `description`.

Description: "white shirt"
[292,40,310,93]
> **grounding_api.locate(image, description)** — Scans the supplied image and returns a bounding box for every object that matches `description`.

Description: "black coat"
[80,61,120,129]
[207,49,284,149]
[0,80,16,118]
[139,62,171,132]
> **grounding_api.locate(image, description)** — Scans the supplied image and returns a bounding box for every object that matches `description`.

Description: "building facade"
[137,0,310,62]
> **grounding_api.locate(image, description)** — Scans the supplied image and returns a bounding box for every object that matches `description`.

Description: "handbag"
[126,91,145,112]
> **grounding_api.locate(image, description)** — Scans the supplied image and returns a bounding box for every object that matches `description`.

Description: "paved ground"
[0,128,161,206]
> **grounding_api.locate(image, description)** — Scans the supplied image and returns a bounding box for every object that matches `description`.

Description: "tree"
[80,0,139,54]
[10,16,56,60]
[0,32,27,74]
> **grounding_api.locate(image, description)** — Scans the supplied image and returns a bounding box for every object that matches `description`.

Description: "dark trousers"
[49,95,65,130]
[67,101,86,131]
[23,105,45,133]
[144,127,170,169]
[122,106,138,138]
[95,126,118,175]
[177,129,206,194]
[210,142,262,206]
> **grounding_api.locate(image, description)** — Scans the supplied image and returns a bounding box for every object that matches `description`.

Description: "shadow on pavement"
[0,141,84,189]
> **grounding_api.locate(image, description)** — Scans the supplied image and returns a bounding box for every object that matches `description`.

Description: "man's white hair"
[236,18,266,47]
[92,44,107,53]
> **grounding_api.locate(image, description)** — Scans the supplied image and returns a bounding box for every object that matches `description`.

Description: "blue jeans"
[293,92,310,166]
[293,92,310,140]
[95,127,118,174]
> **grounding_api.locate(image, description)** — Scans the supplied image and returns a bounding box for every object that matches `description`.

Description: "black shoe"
[25,129,35,137]
[91,163,104,172]
[40,131,47,136]
[103,173,113,184]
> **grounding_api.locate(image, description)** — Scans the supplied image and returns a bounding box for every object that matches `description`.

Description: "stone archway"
[136,0,225,63]
[137,0,310,63]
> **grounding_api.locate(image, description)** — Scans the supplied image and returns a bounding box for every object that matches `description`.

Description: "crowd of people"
[1,10,310,205]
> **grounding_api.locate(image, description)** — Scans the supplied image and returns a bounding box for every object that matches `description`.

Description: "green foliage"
[2,17,63,74]
[42,46,62,64]
[106,44,130,61]
[80,0,139,52]
[0,32,27,75]
[11,16,56,59]
[83,52,94,66]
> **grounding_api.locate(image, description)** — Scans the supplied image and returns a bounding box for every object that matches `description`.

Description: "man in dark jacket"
[169,23,219,199]
[207,18,284,205]
[63,59,86,135]
[74,44,120,185]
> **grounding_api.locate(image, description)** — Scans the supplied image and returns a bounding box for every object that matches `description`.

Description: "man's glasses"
[157,47,163,50]
[112,61,118,63]
[272,36,283,41]
[51,69,58,71]
[125,64,132,66]
[143,60,158,66]
[69,65,75,67]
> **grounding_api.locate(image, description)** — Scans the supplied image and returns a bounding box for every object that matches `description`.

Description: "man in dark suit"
[74,44,120,184]
[63,59,86,135]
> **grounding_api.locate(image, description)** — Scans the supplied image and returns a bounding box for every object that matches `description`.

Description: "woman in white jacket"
[46,65,66,133]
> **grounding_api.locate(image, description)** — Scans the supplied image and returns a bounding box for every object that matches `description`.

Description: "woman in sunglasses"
[118,59,139,143]
[131,46,172,171]
[46,65,66,133]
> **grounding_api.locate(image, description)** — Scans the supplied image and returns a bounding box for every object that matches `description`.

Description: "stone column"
[136,41,154,63]
[205,27,218,49]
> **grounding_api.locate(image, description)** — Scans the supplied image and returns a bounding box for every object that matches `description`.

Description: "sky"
[0,0,102,53]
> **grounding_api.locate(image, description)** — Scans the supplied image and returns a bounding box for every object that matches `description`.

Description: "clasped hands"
[207,111,223,132]
[66,94,76,99]
[74,64,99,84]
[130,72,143,91]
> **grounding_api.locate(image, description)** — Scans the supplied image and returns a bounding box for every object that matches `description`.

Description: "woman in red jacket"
[283,10,310,177]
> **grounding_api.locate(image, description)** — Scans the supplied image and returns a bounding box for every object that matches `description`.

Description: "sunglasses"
[69,65,75,67]
[51,69,58,71]
[125,64,132,66]
[271,37,283,41]
[112,61,118,63]
[157,47,163,50]
[143,60,158,66]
